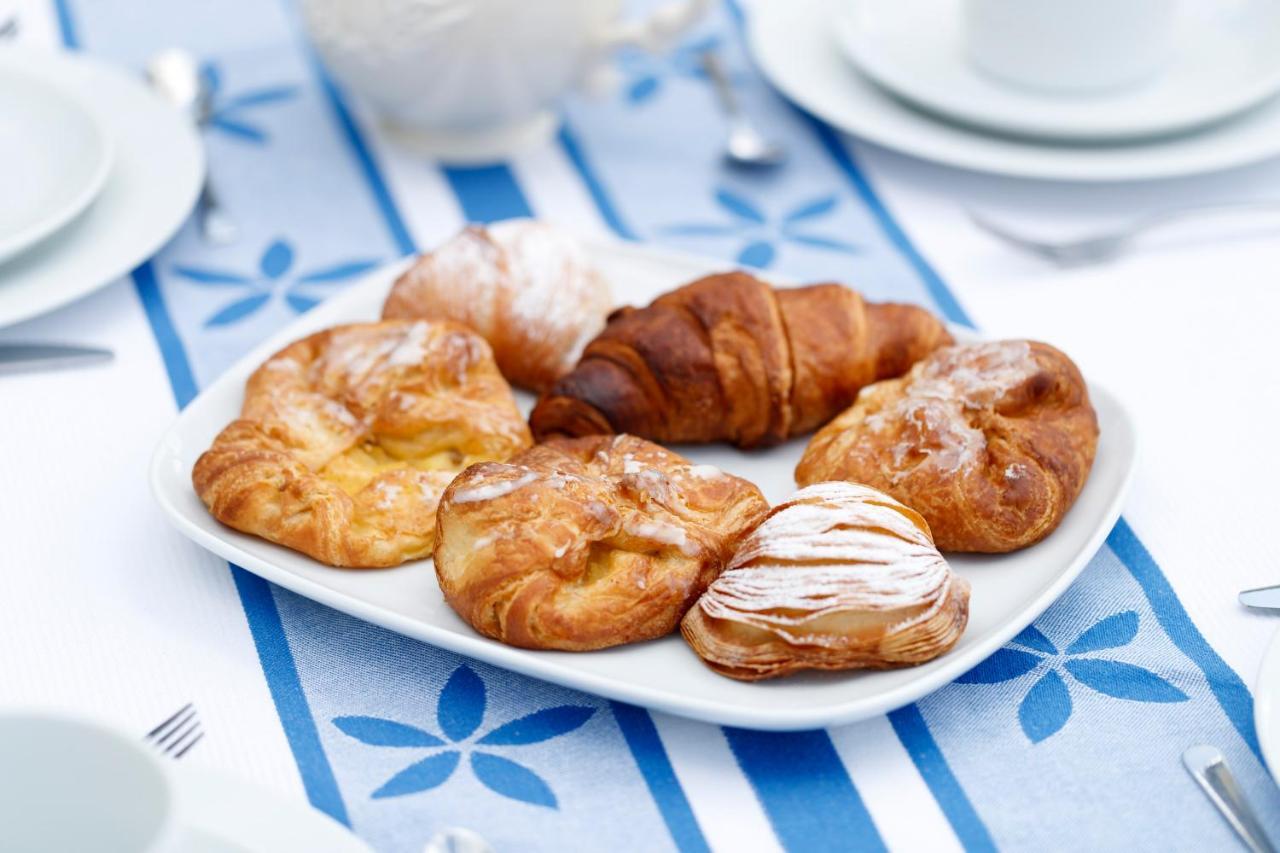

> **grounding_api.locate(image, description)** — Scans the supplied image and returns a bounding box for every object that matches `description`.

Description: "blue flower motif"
[199,63,299,144]
[334,665,595,808]
[661,188,859,268]
[957,611,1189,743]
[617,34,746,105]
[171,239,380,327]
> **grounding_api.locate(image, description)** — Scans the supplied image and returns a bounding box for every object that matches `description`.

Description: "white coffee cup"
[0,712,181,853]
[298,0,711,162]
[965,0,1179,94]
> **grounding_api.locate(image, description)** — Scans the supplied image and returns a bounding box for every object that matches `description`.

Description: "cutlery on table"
[1240,585,1280,612]
[423,827,493,853]
[969,201,1280,267]
[0,15,17,39]
[144,701,204,759]
[145,49,239,246]
[0,343,113,376]
[700,49,787,169]
[1183,744,1277,853]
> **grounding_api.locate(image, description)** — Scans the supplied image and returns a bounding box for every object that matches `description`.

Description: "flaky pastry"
[796,340,1098,552]
[681,482,970,680]
[382,219,612,392]
[433,434,769,650]
[193,320,531,567]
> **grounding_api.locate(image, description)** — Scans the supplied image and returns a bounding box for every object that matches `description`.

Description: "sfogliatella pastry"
[434,434,769,650]
[529,271,952,448]
[382,219,612,393]
[681,482,970,680]
[193,320,531,568]
[796,340,1098,553]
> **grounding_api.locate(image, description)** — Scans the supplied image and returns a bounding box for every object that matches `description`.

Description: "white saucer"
[834,0,1280,142]
[0,66,113,263]
[749,0,1280,182]
[0,48,203,329]
[1255,626,1280,779]
[176,765,370,852]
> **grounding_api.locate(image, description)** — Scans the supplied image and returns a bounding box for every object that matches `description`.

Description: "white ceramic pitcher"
[299,0,711,161]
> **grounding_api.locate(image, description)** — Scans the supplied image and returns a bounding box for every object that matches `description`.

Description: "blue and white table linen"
[5,0,1280,850]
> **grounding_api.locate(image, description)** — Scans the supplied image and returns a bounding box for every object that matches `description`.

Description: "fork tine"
[173,731,205,759]
[155,708,198,748]
[163,719,202,755]
[145,702,194,740]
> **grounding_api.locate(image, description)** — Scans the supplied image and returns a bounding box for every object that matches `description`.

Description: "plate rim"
[148,239,1140,731]
[748,0,1280,183]
[0,65,116,263]
[832,0,1280,143]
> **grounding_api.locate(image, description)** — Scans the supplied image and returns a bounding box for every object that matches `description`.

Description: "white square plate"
[151,238,1137,730]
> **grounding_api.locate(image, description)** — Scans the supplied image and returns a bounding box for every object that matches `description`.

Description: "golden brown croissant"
[796,340,1099,553]
[434,434,769,650]
[681,482,970,680]
[382,219,612,393]
[193,320,531,568]
[529,271,953,448]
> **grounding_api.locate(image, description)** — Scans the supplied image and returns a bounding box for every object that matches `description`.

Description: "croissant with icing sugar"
[434,434,769,650]
[383,219,612,393]
[529,271,953,449]
[681,482,970,680]
[796,340,1098,553]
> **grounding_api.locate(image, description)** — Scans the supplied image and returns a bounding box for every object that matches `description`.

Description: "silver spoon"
[969,200,1280,267]
[145,48,239,246]
[701,49,786,169]
[1183,744,1277,853]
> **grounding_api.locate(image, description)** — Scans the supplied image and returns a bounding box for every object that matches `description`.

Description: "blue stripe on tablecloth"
[557,126,639,241]
[611,703,712,853]
[1108,518,1260,759]
[53,0,352,827]
[433,159,711,852]
[886,706,996,852]
[724,728,887,852]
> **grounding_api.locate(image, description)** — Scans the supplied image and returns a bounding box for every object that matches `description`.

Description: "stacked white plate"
[749,0,1280,182]
[0,48,203,328]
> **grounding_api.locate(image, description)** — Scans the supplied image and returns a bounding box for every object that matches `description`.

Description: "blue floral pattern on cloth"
[957,611,1189,743]
[616,34,745,105]
[661,189,859,268]
[199,62,299,144]
[171,239,379,327]
[334,665,594,808]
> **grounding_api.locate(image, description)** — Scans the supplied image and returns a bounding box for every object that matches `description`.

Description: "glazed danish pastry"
[193,320,531,568]
[382,219,612,393]
[796,340,1098,553]
[434,434,769,650]
[681,482,970,680]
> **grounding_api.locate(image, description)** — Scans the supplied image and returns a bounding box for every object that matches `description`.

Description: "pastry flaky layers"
[682,482,970,681]
[383,219,612,393]
[193,320,531,568]
[530,271,953,449]
[434,434,769,651]
[797,340,1099,553]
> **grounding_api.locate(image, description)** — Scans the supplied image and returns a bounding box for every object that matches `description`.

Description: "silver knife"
[0,343,114,376]
[1240,585,1280,612]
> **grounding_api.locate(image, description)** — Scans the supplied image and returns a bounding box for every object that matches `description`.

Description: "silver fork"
[145,702,204,759]
[968,200,1280,267]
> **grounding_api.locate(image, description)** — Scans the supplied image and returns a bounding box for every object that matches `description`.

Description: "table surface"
[3,0,1280,851]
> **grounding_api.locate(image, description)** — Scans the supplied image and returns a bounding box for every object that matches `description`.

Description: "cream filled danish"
[681,481,970,680]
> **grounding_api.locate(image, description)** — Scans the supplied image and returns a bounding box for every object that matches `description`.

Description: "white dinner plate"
[176,765,369,852]
[0,48,203,329]
[833,0,1280,143]
[1255,626,1280,779]
[0,65,113,264]
[150,239,1138,731]
[750,0,1280,182]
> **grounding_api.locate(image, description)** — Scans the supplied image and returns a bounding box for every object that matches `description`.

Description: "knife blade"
[0,343,114,376]
[1240,585,1280,612]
